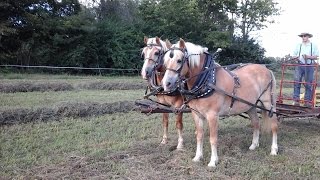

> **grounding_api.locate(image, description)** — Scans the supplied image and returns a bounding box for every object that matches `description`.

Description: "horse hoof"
[249,143,259,150]
[270,149,278,155]
[207,162,217,167]
[176,145,184,151]
[192,156,202,162]
[160,139,168,144]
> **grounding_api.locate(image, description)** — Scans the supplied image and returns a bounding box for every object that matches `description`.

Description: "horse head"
[162,38,207,92]
[141,36,170,80]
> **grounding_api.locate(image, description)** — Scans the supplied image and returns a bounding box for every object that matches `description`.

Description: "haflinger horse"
[141,36,185,150]
[161,39,278,167]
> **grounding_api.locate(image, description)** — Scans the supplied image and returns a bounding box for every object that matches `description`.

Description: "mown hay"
[0,82,74,93]
[0,101,136,125]
[77,81,146,90]
[0,81,146,93]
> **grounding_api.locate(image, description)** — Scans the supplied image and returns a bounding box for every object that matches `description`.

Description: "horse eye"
[177,59,182,63]
[154,51,159,56]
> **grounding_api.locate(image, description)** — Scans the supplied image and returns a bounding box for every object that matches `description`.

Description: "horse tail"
[261,70,277,133]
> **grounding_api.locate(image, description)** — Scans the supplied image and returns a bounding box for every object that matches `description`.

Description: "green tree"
[217,36,266,65]
[0,0,81,64]
[233,0,280,39]
[139,0,231,49]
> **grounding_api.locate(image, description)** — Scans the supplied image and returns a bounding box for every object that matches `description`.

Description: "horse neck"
[185,54,206,89]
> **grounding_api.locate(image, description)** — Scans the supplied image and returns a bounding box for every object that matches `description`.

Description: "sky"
[254,0,320,57]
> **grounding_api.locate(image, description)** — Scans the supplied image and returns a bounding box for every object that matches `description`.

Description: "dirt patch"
[0,101,136,125]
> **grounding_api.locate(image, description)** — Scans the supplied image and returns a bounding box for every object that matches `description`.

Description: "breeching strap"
[207,83,285,116]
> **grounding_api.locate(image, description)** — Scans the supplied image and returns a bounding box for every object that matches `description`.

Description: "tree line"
[0,0,280,73]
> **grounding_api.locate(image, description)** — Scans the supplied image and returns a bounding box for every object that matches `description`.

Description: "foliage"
[0,0,281,72]
[217,36,266,65]
[234,0,281,39]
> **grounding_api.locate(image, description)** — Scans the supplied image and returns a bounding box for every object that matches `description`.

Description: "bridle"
[164,47,190,75]
[142,43,166,71]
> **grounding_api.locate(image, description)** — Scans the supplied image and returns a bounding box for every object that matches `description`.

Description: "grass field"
[0,90,143,110]
[1,72,320,179]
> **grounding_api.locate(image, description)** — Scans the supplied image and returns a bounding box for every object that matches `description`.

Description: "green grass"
[0,112,186,177]
[1,113,320,179]
[0,90,143,110]
[1,73,320,179]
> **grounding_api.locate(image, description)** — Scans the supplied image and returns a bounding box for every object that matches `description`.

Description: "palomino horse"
[141,36,184,150]
[161,39,278,167]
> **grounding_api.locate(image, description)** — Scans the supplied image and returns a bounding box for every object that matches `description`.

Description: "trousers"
[293,65,315,102]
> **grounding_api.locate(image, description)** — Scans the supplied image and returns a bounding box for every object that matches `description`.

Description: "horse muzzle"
[163,76,178,92]
[145,66,154,78]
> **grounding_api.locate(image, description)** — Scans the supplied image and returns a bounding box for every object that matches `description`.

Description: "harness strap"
[268,71,275,117]
[208,83,285,116]
[223,67,241,115]
[144,86,163,99]
[229,76,240,110]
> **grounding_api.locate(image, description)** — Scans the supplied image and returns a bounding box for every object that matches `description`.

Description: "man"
[291,32,319,107]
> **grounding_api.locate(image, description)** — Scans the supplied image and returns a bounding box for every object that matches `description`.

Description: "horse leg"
[161,113,169,144]
[207,113,219,167]
[270,117,278,155]
[270,116,278,155]
[175,112,184,150]
[247,108,260,150]
[261,111,278,155]
[191,112,204,162]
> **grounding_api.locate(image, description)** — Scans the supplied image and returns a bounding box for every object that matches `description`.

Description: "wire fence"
[0,64,141,75]
[0,63,281,76]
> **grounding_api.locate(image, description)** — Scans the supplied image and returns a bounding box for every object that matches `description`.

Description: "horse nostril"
[145,68,152,77]
[146,70,151,77]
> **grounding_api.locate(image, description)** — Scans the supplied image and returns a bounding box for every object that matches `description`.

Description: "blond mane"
[146,37,169,52]
[169,41,207,68]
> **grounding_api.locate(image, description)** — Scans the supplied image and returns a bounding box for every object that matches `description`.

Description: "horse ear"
[179,38,186,48]
[165,39,172,48]
[144,36,148,44]
[155,36,161,45]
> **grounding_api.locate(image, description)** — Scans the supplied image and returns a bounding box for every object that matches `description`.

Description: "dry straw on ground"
[0,101,136,125]
[0,82,74,93]
[77,81,146,90]
[0,81,146,93]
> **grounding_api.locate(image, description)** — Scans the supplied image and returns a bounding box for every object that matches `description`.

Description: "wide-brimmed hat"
[298,32,313,38]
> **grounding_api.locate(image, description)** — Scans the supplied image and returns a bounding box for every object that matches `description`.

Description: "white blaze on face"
[162,70,170,91]
[141,48,148,79]
[162,51,180,91]
[141,47,155,79]
[141,38,164,80]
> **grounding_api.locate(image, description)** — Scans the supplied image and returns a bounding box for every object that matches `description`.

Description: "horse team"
[141,36,278,167]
